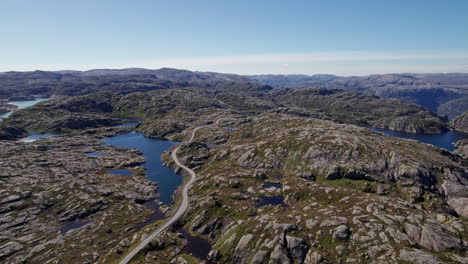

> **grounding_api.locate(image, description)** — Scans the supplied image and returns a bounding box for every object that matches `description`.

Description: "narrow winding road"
[119,123,216,264]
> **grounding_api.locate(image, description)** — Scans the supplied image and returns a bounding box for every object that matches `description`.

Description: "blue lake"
[0,98,51,118]
[101,131,182,204]
[372,128,468,151]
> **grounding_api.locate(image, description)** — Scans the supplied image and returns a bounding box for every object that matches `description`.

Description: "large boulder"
[285,236,308,263]
[404,223,462,252]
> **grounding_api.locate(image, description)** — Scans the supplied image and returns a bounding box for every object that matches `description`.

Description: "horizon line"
[1,66,468,78]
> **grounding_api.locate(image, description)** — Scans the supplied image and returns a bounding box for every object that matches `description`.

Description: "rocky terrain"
[0,75,450,134]
[272,88,448,134]
[0,100,17,115]
[455,140,468,159]
[0,127,163,263]
[110,112,467,264]
[248,73,468,118]
[451,111,468,133]
[0,68,466,264]
[2,69,467,119]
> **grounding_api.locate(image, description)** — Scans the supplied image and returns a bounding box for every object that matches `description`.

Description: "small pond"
[107,169,133,176]
[59,220,91,233]
[178,228,212,261]
[255,195,287,208]
[262,182,282,189]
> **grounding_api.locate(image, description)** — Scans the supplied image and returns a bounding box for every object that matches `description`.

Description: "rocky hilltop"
[273,87,448,134]
[451,111,468,133]
[0,127,164,263]
[0,69,466,264]
[0,79,449,134]
[124,111,467,263]
[248,73,468,118]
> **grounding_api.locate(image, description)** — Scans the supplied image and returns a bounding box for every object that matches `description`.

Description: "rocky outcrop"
[0,100,17,116]
[273,87,449,134]
[137,119,188,139]
[1,94,122,133]
[0,127,160,263]
[451,111,468,132]
[249,73,468,118]
[0,125,28,140]
[454,139,468,158]
[377,116,449,134]
[152,112,467,264]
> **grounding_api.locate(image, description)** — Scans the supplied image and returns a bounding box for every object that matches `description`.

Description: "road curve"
[119,123,214,264]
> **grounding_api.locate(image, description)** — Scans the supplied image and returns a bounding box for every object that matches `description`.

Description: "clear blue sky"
[1,0,467,75]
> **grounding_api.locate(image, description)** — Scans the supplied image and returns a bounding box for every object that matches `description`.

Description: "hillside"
[451,111,468,133]
[248,73,468,118]
[0,71,466,264]
[1,82,449,134]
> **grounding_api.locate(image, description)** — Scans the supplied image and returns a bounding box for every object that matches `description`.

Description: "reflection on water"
[0,98,51,118]
[135,200,165,231]
[371,128,468,151]
[19,133,56,142]
[101,131,182,204]
[178,228,212,261]
[114,119,142,128]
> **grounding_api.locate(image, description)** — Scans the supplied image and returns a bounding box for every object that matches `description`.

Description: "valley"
[0,68,466,264]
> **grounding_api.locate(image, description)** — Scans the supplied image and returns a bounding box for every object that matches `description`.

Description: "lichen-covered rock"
[332,225,350,241]
[454,139,468,158]
[269,244,290,264]
[451,111,468,133]
[285,236,308,263]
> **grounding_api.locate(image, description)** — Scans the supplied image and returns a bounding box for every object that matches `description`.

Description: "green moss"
[318,234,340,249]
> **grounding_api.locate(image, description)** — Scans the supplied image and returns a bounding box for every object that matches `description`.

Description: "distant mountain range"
[1,68,467,119]
[248,73,468,119]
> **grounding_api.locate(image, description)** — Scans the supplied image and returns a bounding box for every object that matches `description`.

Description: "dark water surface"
[135,200,165,231]
[107,169,133,176]
[262,182,282,189]
[178,228,212,261]
[255,195,287,208]
[59,220,91,233]
[371,128,468,151]
[101,131,181,204]
[114,119,142,128]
